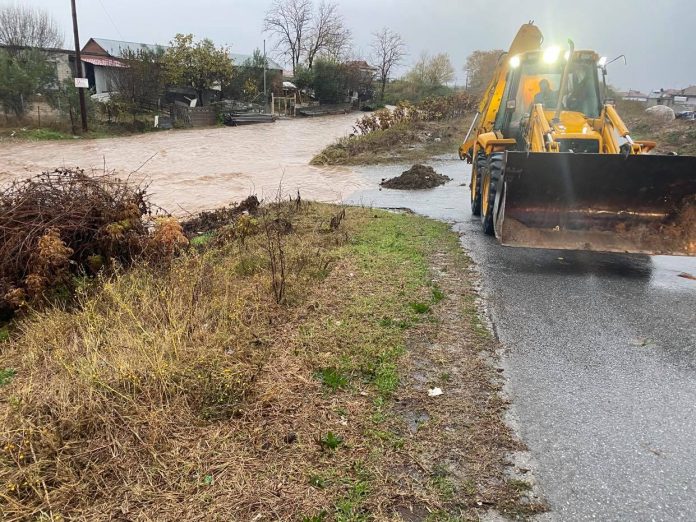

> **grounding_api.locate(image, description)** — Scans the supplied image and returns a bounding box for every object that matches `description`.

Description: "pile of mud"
[380,164,452,190]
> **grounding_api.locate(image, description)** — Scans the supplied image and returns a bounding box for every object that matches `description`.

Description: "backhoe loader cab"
[494,51,603,145]
[462,24,696,256]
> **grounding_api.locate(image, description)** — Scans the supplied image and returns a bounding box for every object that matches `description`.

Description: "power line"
[96,0,124,40]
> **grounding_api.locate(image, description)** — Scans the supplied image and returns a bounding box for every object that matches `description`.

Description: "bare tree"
[0,5,64,49]
[371,27,406,101]
[428,53,455,85]
[264,0,312,75]
[304,1,351,68]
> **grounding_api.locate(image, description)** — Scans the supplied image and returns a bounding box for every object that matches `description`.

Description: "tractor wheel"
[470,152,485,216]
[481,153,504,236]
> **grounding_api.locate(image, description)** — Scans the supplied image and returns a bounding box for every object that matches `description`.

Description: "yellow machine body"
[461,24,696,256]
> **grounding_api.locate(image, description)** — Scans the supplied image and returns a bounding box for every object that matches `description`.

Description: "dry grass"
[617,99,696,156]
[0,202,538,520]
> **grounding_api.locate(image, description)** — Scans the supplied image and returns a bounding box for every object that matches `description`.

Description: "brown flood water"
[0,114,365,214]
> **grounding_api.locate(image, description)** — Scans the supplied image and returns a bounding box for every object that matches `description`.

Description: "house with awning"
[80,38,164,94]
[80,38,284,96]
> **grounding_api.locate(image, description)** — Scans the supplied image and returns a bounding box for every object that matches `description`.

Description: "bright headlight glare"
[509,55,521,68]
[598,56,608,67]
[543,46,561,64]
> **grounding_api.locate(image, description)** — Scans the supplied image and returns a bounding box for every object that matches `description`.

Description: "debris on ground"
[678,272,696,281]
[428,387,444,397]
[181,195,260,236]
[380,164,452,190]
[0,168,170,316]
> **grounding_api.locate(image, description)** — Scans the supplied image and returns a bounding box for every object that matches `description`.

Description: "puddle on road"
[346,155,469,223]
[650,256,696,290]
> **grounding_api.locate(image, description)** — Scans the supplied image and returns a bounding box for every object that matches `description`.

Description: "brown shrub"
[0,168,155,314]
[353,92,475,136]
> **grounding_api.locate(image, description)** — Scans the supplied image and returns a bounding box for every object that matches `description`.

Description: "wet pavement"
[347,157,696,521]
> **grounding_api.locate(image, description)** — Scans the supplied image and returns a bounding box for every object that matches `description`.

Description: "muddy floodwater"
[0,114,365,214]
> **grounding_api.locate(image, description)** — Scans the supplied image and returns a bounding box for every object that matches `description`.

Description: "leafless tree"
[371,27,406,101]
[304,1,351,68]
[407,52,455,86]
[464,49,504,97]
[0,4,64,49]
[264,0,313,75]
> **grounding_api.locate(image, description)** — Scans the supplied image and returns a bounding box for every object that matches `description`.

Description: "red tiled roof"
[81,55,126,68]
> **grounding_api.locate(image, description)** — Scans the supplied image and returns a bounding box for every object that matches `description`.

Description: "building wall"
[94,66,113,94]
[49,52,74,84]
[0,49,73,126]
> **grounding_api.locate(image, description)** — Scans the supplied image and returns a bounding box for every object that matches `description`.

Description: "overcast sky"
[15,0,696,92]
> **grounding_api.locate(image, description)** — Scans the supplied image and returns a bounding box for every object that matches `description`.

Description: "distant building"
[647,86,696,112]
[619,89,648,103]
[0,44,76,86]
[81,38,283,95]
[343,60,378,102]
[0,45,77,124]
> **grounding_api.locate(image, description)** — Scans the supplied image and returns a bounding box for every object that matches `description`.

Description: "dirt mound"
[380,164,452,190]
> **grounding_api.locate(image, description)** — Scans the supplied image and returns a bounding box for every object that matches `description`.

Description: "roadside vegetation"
[312,93,475,166]
[0,173,542,519]
[617,99,696,156]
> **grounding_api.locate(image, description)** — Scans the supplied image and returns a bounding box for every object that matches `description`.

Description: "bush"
[0,168,179,316]
[353,92,474,136]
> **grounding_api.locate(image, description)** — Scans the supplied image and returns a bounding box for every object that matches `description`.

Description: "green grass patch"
[508,478,533,492]
[189,232,214,247]
[409,301,431,314]
[319,431,343,450]
[0,368,16,387]
[431,285,445,303]
[308,473,328,489]
[430,464,456,501]
[335,479,370,522]
[315,367,349,390]
[21,128,74,140]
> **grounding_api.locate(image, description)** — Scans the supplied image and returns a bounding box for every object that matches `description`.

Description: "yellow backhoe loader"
[460,23,696,255]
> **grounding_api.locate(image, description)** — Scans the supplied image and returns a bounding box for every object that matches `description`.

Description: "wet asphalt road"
[347,157,696,521]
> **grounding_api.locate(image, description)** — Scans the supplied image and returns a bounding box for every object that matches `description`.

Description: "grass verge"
[0,202,539,520]
[311,116,471,166]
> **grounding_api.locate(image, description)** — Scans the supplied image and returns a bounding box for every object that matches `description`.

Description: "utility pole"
[263,39,268,114]
[70,0,88,132]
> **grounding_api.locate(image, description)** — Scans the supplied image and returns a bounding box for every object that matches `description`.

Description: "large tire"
[470,152,485,216]
[481,153,504,236]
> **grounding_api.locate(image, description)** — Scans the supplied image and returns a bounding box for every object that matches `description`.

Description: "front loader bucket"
[497,152,696,255]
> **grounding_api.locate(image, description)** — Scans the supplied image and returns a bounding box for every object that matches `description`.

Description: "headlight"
[543,46,561,64]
